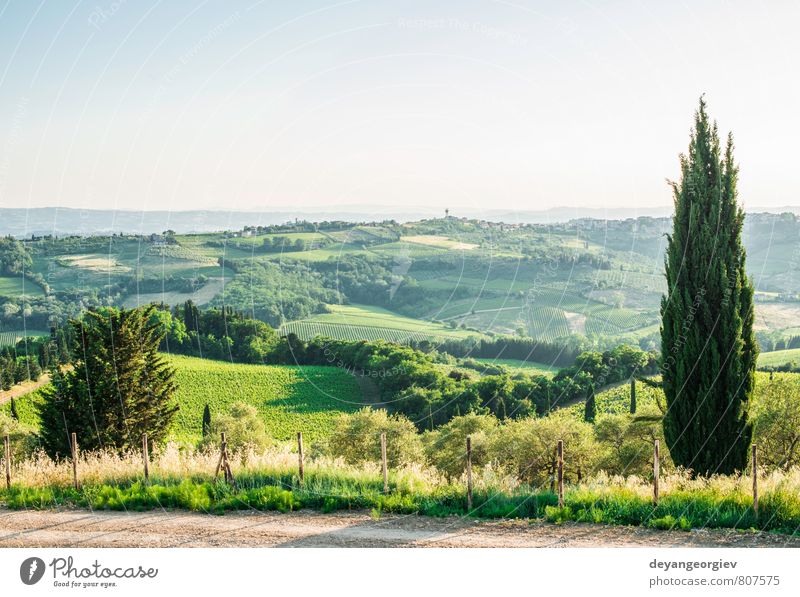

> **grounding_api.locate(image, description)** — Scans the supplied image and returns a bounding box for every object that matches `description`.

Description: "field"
[122,277,227,308]
[473,358,558,376]
[0,275,45,298]
[759,348,800,368]
[400,235,479,251]
[3,355,365,444]
[280,303,484,343]
[0,329,50,347]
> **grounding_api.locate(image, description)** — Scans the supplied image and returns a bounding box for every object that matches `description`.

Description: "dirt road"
[1,508,797,548]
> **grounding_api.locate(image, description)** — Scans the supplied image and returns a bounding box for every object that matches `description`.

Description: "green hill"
[3,355,366,444]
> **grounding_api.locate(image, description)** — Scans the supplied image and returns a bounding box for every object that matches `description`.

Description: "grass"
[2,446,798,534]
[280,303,484,343]
[473,358,558,376]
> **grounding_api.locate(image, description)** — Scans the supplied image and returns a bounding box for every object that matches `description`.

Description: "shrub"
[489,410,597,485]
[200,402,272,453]
[327,407,422,467]
[422,413,498,479]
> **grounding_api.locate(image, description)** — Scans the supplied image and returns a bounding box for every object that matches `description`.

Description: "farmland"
[280,303,484,343]
[759,348,800,368]
[0,275,45,298]
[3,213,800,355]
[3,355,366,444]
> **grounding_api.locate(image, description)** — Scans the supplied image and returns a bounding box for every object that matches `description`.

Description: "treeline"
[414,335,585,368]
[0,330,71,390]
[271,334,657,430]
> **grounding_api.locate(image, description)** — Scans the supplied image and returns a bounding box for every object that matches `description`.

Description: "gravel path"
[1,508,797,548]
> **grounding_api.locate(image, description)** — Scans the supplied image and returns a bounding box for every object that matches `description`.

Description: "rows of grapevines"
[526,306,571,342]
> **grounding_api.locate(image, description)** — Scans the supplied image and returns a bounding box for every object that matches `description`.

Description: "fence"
[0,432,762,517]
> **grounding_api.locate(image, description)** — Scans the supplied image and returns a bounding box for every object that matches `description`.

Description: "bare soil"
[1,508,797,548]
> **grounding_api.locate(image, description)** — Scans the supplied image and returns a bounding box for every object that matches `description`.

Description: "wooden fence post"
[466,436,473,511]
[71,432,79,490]
[752,444,758,517]
[557,439,564,508]
[3,434,10,489]
[297,432,304,485]
[653,439,660,505]
[380,432,388,494]
[214,432,235,487]
[142,433,149,482]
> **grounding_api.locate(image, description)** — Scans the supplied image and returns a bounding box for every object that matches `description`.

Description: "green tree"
[660,98,757,475]
[202,404,211,438]
[38,306,178,457]
[584,384,597,423]
[630,378,637,414]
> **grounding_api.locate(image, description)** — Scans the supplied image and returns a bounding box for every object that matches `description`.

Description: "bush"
[751,377,800,469]
[0,412,38,460]
[593,407,667,476]
[327,407,422,467]
[489,410,597,485]
[422,413,498,478]
[200,402,272,453]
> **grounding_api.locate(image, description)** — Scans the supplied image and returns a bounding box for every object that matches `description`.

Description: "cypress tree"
[584,385,597,423]
[202,404,211,437]
[10,396,18,421]
[629,377,636,414]
[660,97,757,476]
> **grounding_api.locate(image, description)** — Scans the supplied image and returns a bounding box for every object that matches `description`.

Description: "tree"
[630,378,637,414]
[10,396,19,421]
[584,384,597,423]
[38,306,178,457]
[202,404,211,438]
[660,98,757,476]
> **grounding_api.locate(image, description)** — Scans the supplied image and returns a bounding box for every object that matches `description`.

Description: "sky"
[0,0,798,215]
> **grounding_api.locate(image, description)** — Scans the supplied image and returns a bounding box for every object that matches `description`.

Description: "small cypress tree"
[10,396,19,421]
[630,377,637,414]
[584,385,597,423]
[202,404,211,438]
[661,98,757,476]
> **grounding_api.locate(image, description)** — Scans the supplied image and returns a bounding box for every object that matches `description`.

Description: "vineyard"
[3,355,366,444]
[0,329,49,347]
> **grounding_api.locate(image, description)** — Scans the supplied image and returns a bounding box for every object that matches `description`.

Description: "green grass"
[280,303,484,343]
[0,275,45,298]
[759,348,800,368]
[3,474,797,534]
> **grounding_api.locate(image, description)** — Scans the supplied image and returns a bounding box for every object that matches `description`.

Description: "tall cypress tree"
[661,98,757,476]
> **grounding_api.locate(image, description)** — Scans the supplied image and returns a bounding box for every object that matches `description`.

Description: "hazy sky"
[0,0,798,214]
